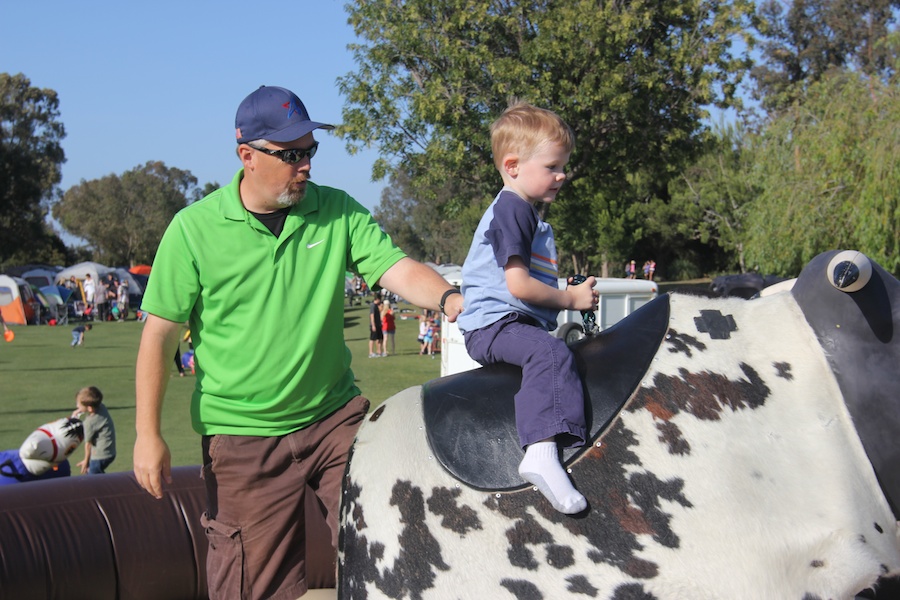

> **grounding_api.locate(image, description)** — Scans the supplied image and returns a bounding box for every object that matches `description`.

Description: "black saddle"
[422,294,671,490]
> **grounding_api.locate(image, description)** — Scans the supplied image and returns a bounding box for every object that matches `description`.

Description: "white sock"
[518,441,587,514]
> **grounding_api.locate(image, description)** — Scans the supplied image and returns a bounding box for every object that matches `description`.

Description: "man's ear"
[502,154,519,177]
[237,144,255,169]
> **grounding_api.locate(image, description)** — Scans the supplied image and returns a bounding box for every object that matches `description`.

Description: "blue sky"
[2,0,385,229]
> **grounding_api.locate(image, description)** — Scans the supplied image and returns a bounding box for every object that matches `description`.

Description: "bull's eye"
[826,250,872,293]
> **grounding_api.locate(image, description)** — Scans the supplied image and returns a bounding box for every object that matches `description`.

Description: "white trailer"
[552,277,658,344]
[441,277,658,377]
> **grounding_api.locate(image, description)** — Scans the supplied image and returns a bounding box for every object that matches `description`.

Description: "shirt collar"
[219,169,321,221]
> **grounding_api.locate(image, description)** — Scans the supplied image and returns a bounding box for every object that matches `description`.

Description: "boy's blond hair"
[76,386,103,409]
[490,101,575,171]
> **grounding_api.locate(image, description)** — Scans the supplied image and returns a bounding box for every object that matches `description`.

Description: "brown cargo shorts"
[200,395,369,600]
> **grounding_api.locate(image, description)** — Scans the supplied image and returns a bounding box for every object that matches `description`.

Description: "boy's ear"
[502,154,519,177]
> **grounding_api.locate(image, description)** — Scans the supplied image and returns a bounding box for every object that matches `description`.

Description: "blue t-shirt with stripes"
[457,188,560,334]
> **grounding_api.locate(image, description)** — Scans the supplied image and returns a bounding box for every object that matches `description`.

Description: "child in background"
[71,386,117,474]
[417,312,429,348]
[381,300,396,356]
[456,102,597,514]
[71,323,92,347]
[420,318,436,357]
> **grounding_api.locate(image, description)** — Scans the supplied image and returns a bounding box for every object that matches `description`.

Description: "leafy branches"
[745,71,899,274]
[665,123,760,273]
[0,73,68,266]
[52,161,198,266]
[339,0,756,270]
[751,0,900,113]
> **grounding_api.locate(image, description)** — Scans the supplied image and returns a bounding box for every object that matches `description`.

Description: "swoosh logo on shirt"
[306,240,325,249]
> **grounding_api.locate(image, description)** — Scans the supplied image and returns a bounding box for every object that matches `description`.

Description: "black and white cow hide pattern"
[339,291,900,600]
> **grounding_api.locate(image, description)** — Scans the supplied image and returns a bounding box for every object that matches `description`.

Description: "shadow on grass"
[3,402,134,418]
[67,345,127,350]
[11,365,128,372]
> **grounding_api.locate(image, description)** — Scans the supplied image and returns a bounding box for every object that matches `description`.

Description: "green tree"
[752,0,900,113]
[52,161,199,266]
[0,73,69,267]
[338,0,756,273]
[745,71,900,275]
[198,181,221,199]
[660,122,761,273]
[374,171,435,263]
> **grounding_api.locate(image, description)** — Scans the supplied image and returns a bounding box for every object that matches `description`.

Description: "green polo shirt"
[140,169,406,436]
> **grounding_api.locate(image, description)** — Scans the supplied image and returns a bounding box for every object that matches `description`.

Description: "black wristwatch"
[439,288,461,315]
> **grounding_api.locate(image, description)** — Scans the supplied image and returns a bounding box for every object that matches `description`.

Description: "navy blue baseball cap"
[235,85,334,144]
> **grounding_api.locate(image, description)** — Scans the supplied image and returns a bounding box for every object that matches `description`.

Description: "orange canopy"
[129,265,152,275]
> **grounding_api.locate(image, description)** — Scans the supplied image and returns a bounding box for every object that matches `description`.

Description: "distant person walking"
[420,317,437,357]
[82,274,96,308]
[117,279,130,320]
[95,278,108,321]
[368,296,384,357]
[381,300,396,356]
[105,274,119,320]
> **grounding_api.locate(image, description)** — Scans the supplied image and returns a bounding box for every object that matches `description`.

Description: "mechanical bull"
[339,250,900,599]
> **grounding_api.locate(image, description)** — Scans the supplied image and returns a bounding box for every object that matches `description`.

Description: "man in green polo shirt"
[134,85,463,600]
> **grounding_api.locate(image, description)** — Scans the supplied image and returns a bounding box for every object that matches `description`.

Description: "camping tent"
[0,275,38,325]
[54,263,143,296]
[112,268,145,296]
[54,262,113,286]
[22,268,60,289]
[39,285,73,324]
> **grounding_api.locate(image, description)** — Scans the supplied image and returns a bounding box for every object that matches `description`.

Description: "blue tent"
[39,285,73,324]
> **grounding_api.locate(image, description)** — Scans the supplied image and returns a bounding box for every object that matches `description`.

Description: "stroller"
[71,301,94,322]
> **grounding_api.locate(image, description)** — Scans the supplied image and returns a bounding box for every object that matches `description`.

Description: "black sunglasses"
[248,142,319,164]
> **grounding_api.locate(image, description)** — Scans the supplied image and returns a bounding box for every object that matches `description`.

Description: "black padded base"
[422,294,670,490]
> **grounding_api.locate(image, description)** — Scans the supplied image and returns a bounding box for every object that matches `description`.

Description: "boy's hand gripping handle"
[570,274,599,336]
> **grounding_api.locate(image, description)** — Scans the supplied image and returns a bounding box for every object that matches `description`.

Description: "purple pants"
[464,312,586,449]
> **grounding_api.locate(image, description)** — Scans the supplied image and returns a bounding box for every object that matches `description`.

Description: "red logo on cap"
[235,127,242,139]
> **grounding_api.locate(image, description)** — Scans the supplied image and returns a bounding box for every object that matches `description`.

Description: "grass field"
[0,302,439,474]
[1,279,711,477]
